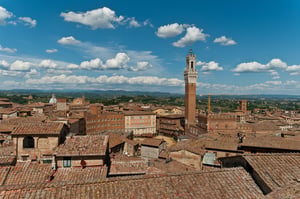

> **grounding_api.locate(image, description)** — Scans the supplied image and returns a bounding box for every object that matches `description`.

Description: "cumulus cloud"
[68,53,130,70]
[58,36,81,45]
[39,59,58,69]
[128,61,152,72]
[0,60,9,68]
[25,74,184,87]
[156,23,186,38]
[0,6,13,25]
[0,45,17,53]
[10,60,33,71]
[197,61,223,72]
[232,58,287,73]
[173,26,209,47]
[18,17,37,27]
[24,69,38,79]
[46,49,58,53]
[60,7,124,29]
[214,36,236,46]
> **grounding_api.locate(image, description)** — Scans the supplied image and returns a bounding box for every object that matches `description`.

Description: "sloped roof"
[0,167,264,198]
[11,122,65,135]
[243,153,300,191]
[55,135,108,156]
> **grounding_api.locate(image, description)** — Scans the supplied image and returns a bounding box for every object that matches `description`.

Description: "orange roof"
[11,122,64,135]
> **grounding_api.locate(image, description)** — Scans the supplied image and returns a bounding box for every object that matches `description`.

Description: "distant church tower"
[184,49,198,129]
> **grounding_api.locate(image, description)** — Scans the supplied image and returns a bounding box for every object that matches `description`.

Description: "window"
[21,155,28,161]
[63,157,71,168]
[191,61,194,70]
[23,136,34,148]
[43,159,52,164]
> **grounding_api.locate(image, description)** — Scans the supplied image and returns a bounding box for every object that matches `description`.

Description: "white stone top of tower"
[49,94,57,104]
[184,49,198,84]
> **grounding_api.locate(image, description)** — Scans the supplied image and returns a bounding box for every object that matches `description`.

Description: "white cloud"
[18,17,37,27]
[78,58,103,70]
[68,53,130,70]
[39,59,58,69]
[197,61,223,72]
[105,53,130,69]
[289,72,299,76]
[0,60,9,68]
[156,23,186,38]
[128,61,152,72]
[24,69,38,79]
[25,74,184,87]
[232,58,287,73]
[60,7,124,29]
[0,45,17,53]
[173,26,209,47]
[0,6,13,25]
[46,49,58,53]
[143,19,153,28]
[214,36,236,46]
[265,80,282,85]
[58,36,81,45]
[286,65,300,72]
[10,60,33,71]
[128,17,140,28]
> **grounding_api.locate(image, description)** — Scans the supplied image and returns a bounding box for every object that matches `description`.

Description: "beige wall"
[141,146,159,158]
[170,150,201,169]
[56,156,105,168]
[13,136,59,161]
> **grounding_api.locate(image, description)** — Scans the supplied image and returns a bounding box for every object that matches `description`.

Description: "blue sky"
[1,0,300,94]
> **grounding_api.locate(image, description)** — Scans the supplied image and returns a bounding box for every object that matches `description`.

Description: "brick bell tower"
[184,49,198,129]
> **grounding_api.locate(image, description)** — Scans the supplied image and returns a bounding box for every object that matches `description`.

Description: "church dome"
[49,94,57,104]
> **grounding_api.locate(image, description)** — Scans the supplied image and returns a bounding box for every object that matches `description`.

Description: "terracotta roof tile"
[241,137,300,151]
[11,122,65,135]
[243,153,300,191]
[52,166,107,183]
[55,135,108,156]
[141,138,165,147]
[109,155,147,176]
[4,162,52,186]
[0,167,264,198]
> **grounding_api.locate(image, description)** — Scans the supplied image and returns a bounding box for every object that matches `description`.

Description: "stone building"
[11,122,68,162]
[156,114,184,137]
[56,98,67,111]
[124,111,156,136]
[141,138,166,159]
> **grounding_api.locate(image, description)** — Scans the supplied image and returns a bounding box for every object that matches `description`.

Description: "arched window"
[191,61,194,70]
[23,136,34,148]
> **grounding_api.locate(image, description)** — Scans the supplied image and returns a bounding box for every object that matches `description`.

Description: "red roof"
[11,122,65,135]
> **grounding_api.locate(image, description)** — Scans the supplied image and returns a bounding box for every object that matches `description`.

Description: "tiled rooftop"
[243,153,300,191]
[241,137,300,151]
[109,155,147,176]
[11,122,64,135]
[0,167,264,198]
[4,162,52,186]
[52,166,107,184]
[108,133,125,149]
[0,156,15,166]
[55,135,108,156]
[141,138,164,147]
[266,181,300,199]
[0,167,10,185]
